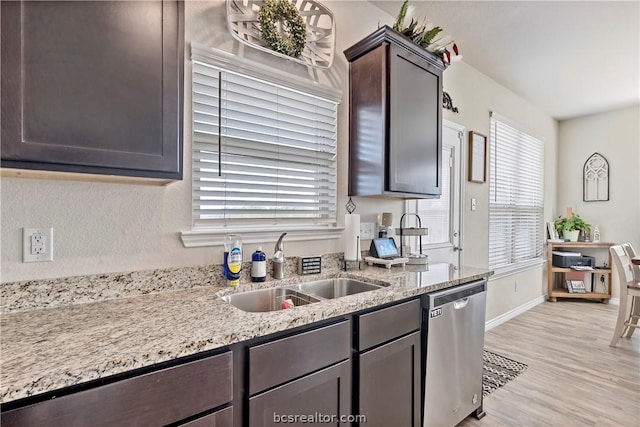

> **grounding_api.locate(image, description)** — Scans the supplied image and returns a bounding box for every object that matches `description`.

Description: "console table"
[547,241,614,303]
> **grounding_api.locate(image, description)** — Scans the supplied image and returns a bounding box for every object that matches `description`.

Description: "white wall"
[557,106,640,299]
[0,0,404,283]
[0,1,559,322]
[442,61,558,320]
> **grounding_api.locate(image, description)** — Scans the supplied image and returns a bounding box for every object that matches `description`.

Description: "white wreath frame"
[226,0,336,69]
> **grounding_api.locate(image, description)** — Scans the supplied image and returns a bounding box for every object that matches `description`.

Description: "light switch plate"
[471,198,477,211]
[23,228,53,262]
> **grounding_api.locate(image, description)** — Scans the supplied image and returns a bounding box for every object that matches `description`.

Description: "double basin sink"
[222,278,383,312]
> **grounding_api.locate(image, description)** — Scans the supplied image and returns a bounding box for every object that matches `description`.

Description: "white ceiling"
[371,0,640,120]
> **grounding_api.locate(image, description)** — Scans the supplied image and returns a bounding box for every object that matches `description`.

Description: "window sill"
[489,259,546,280]
[180,226,344,248]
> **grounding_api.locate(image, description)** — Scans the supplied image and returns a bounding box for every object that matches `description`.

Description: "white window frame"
[405,144,454,250]
[489,112,545,277]
[181,44,343,248]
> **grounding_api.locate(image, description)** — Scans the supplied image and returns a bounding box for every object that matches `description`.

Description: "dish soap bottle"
[251,246,267,282]
[224,234,242,286]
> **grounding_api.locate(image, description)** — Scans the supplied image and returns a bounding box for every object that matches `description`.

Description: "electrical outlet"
[360,222,375,240]
[31,234,45,254]
[23,228,53,263]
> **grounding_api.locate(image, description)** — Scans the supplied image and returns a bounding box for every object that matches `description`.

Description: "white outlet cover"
[360,222,375,240]
[23,228,53,263]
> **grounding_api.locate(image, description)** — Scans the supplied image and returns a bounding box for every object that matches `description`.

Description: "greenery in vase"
[391,0,459,64]
[554,213,591,234]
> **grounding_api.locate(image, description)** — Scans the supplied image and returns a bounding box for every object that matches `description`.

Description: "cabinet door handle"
[453,246,463,252]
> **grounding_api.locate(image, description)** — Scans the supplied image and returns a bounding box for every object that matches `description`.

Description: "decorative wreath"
[258,0,307,59]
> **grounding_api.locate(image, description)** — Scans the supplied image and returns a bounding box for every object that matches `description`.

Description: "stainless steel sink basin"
[290,278,383,299]
[222,288,321,312]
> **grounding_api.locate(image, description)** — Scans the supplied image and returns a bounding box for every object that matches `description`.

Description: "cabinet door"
[1,352,232,427]
[388,44,442,196]
[358,299,421,351]
[249,361,351,427]
[1,0,183,179]
[179,406,233,427]
[249,321,350,395]
[359,332,421,427]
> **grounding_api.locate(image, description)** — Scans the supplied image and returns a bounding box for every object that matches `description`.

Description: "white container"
[344,214,361,261]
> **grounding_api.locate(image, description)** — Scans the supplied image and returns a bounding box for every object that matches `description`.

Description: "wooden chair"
[622,243,640,282]
[621,243,640,338]
[609,245,640,346]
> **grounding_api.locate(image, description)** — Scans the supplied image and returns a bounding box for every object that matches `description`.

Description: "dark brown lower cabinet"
[2,295,449,427]
[355,298,422,427]
[249,361,351,427]
[1,351,233,427]
[179,406,233,427]
[247,320,352,427]
[358,332,421,427]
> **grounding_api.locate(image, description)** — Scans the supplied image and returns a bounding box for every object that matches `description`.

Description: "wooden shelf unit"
[547,241,614,303]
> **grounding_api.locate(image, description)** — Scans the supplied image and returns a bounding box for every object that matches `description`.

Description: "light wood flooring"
[459,301,640,427]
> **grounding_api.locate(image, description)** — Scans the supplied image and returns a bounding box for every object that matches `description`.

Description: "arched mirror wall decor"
[583,153,609,202]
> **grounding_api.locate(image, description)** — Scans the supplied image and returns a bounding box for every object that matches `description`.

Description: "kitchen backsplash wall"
[1,1,559,323]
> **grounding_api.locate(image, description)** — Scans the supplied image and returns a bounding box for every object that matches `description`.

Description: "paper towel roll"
[344,214,361,261]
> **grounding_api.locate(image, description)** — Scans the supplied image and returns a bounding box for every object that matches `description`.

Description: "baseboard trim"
[485,295,546,331]
[609,298,620,306]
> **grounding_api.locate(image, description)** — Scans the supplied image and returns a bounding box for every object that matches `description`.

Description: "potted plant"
[390,0,461,66]
[554,213,591,242]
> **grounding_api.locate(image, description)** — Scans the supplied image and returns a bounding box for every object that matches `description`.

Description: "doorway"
[405,120,465,268]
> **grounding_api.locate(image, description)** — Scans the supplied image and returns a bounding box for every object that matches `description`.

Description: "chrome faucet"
[273,232,287,279]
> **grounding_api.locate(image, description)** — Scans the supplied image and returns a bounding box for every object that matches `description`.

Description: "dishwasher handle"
[431,280,487,309]
[453,298,469,309]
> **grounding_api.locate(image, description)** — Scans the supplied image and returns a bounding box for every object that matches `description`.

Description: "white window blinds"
[415,146,452,245]
[192,60,338,227]
[489,114,544,269]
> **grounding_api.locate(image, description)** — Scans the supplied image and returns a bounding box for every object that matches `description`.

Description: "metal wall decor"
[443,91,458,113]
[583,152,609,201]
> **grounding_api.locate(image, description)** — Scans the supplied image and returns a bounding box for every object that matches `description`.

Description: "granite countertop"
[0,262,491,404]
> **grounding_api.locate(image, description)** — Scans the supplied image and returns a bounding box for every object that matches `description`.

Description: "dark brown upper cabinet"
[1,1,184,180]
[344,26,445,198]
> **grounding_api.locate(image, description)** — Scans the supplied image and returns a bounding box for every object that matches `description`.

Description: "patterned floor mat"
[483,350,528,397]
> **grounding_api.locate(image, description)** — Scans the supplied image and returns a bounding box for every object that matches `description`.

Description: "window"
[416,145,452,245]
[408,145,452,246]
[190,46,339,235]
[489,113,544,271]
[403,122,463,261]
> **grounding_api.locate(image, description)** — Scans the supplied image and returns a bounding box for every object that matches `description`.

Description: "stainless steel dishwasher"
[423,280,487,427]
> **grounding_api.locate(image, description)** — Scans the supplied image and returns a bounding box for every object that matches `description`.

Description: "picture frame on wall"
[468,131,487,183]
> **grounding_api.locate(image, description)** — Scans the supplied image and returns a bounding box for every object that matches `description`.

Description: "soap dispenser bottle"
[224,234,242,286]
[251,246,267,282]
